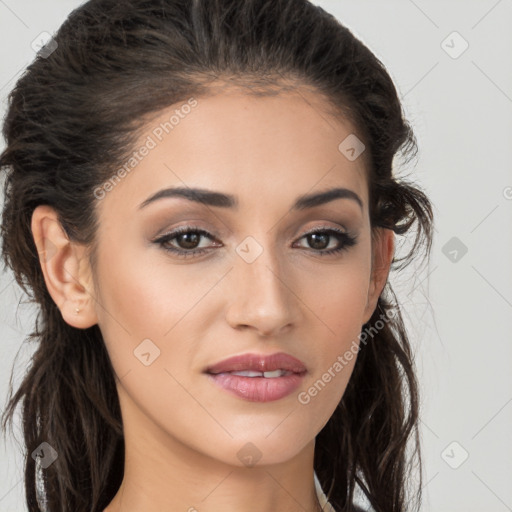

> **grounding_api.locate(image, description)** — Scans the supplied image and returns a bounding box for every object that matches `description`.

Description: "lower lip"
[206,372,305,402]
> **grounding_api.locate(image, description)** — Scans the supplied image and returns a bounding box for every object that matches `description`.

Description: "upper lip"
[205,352,307,375]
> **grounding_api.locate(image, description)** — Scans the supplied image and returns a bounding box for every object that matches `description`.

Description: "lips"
[205,352,307,376]
[204,352,307,402]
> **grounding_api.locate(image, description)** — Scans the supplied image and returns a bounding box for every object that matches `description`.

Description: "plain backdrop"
[1,1,511,511]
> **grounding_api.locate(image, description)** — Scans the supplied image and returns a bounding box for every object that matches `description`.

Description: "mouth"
[204,351,307,375]
[204,352,307,402]
[217,369,294,378]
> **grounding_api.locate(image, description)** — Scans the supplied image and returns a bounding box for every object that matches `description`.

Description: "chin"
[210,429,315,468]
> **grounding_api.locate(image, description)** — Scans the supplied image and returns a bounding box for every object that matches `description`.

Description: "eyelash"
[153,225,357,259]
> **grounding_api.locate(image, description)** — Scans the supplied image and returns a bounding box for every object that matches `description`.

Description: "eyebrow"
[138,186,363,211]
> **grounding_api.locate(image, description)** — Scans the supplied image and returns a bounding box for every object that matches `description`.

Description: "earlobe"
[363,228,395,324]
[31,205,98,329]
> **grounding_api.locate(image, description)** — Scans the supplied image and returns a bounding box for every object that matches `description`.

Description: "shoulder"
[324,502,372,511]
[314,472,374,512]
[351,502,375,512]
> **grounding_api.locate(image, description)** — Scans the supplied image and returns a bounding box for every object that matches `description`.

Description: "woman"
[0,0,433,511]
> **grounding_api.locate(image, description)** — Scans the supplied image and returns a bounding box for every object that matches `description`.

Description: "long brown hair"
[0,1,433,510]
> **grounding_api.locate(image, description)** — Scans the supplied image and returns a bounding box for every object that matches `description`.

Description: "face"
[85,87,388,468]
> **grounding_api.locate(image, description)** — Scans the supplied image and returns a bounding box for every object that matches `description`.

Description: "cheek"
[294,250,371,427]
[308,271,369,330]
[302,249,372,339]
[92,238,233,390]
[91,245,210,447]
[93,236,219,338]
[91,237,171,374]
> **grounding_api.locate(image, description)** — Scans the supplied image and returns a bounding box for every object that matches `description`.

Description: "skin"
[31,86,394,512]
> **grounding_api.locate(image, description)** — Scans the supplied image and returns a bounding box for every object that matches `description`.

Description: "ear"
[31,205,98,329]
[363,228,394,324]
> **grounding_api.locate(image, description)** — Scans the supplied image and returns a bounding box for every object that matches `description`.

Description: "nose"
[224,238,300,337]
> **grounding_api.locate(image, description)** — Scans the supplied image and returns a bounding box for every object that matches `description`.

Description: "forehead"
[97,87,369,216]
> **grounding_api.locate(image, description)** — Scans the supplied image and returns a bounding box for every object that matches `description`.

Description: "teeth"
[230,370,264,377]
[228,370,288,378]
[263,369,286,378]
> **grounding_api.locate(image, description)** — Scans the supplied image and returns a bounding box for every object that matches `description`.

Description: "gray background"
[1,1,511,510]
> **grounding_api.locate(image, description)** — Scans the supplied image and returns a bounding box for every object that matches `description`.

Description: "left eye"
[153,226,357,259]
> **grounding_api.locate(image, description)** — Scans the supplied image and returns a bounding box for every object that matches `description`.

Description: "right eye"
[153,226,222,258]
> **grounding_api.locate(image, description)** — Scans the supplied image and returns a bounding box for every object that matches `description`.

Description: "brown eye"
[294,228,357,256]
[153,227,220,258]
